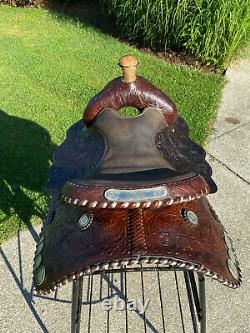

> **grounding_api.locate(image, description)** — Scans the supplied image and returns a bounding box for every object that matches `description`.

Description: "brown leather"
[34,59,241,294]
[36,197,240,294]
[91,107,174,173]
[61,107,209,209]
[62,174,209,209]
[83,76,177,126]
[46,114,217,196]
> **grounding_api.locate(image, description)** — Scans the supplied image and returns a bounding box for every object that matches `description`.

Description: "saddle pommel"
[119,55,139,83]
[83,55,177,126]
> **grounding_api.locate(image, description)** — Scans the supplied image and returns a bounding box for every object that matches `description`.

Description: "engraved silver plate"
[104,187,168,203]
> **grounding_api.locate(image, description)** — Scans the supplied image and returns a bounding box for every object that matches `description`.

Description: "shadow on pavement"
[0,228,163,333]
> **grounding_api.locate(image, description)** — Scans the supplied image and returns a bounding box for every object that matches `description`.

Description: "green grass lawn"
[0,5,224,244]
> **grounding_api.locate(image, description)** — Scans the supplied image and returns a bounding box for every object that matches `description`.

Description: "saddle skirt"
[33,56,241,294]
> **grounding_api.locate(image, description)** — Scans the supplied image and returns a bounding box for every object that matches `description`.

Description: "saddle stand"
[70,269,206,333]
[33,56,241,333]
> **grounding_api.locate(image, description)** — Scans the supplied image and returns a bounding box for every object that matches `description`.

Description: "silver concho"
[228,249,237,263]
[33,254,42,270]
[38,235,45,244]
[183,210,199,225]
[227,259,239,280]
[35,265,46,286]
[224,233,233,249]
[104,186,168,203]
[78,213,93,230]
[36,241,44,254]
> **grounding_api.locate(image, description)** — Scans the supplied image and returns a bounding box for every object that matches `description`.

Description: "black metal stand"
[71,277,83,333]
[71,267,206,333]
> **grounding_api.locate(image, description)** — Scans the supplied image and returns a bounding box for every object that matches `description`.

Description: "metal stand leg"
[71,276,83,333]
[185,272,207,333]
[198,275,206,333]
[184,272,199,333]
[69,270,206,333]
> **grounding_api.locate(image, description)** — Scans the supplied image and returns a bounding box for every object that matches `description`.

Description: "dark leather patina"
[83,76,177,127]
[34,56,241,294]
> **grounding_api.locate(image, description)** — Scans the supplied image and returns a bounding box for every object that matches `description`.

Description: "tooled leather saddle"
[33,55,241,294]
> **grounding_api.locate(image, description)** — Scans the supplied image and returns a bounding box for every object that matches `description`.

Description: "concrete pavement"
[0,58,249,333]
[205,57,250,333]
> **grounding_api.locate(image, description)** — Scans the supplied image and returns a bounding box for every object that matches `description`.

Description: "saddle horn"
[83,55,177,126]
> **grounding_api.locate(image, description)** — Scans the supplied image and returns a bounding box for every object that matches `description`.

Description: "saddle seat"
[62,107,209,209]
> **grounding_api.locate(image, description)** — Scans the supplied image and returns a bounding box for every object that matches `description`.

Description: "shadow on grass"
[43,0,118,37]
[0,110,56,230]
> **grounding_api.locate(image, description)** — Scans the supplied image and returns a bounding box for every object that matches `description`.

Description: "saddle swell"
[34,56,241,295]
[83,76,177,127]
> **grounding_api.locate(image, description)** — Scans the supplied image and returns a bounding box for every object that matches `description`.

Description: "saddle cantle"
[34,55,241,294]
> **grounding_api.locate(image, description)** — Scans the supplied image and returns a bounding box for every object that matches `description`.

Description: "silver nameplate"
[104,187,168,202]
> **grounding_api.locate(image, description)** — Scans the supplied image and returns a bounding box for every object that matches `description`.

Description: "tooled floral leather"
[36,196,241,294]
[35,57,240,294]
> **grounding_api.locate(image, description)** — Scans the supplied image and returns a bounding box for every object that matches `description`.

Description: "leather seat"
[63,106,196,188]
[62,107,208,210]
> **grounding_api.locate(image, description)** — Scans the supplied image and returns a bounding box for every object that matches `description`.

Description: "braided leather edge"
[35,254,242,295]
